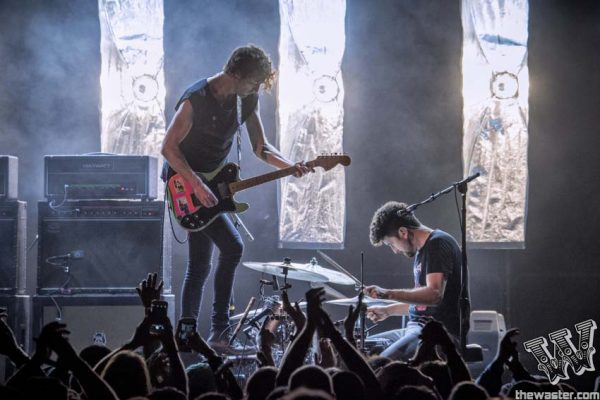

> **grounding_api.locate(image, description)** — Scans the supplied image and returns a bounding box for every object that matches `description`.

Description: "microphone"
[463,171,481,184]
[246,307,273,326]
[46,250,85,263]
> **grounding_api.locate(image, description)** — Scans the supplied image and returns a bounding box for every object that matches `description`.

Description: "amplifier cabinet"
[44,155,158,200]
[0,201,27,294]
[0,156,18,201]
[37,200,165,294]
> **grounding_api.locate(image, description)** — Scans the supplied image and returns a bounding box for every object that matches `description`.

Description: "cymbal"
[243,262,328,282]
[325,296,400,307]
[255,261,355,286]
[296,262,356,285]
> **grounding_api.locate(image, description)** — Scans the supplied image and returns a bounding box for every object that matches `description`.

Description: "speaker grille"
[37,201,164,294]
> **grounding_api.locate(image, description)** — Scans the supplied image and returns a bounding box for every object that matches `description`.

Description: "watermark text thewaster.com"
[522,319,596,385]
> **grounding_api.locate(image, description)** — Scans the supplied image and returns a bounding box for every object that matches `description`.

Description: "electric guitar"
[166,154,351,232]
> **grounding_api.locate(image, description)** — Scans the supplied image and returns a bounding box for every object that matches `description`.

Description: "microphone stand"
[398,172,480,353]
[230,213,254,241]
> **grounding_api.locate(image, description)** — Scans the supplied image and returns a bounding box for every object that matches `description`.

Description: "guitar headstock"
[312,153,351,171]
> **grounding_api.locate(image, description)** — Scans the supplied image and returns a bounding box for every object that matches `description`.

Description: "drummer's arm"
[384,273,446,306]
[384,302,410,316]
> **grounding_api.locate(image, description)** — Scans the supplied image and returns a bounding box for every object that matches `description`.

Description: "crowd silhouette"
[0,273,591,400]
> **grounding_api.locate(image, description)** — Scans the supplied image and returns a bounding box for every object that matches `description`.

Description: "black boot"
[207,326,254,355]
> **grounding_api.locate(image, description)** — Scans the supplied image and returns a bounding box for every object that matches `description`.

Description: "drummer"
[363,201,462,361]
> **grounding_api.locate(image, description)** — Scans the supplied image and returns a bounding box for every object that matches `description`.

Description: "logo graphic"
[522,319,596,384]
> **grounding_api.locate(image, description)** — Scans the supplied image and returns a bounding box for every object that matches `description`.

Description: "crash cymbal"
[254,261,355,285]
[297,262,355,285]
[243,262,328,282]
[325,296,401,307]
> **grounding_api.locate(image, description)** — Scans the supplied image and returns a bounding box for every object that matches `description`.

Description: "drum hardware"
[229,296,256,346]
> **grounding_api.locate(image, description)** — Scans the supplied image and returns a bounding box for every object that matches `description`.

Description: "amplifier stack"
[32,154,167,354]
[0,156,28,382]
[0,155,26,295]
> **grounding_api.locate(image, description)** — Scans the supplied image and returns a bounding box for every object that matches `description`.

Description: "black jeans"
[181,214,243,330]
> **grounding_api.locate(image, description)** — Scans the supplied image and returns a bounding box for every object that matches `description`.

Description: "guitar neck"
[229,164,304,194]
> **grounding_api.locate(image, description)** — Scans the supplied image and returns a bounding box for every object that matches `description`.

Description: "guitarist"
[161,44,310,354]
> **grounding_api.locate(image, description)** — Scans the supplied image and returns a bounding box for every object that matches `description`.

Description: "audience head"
[187,362,217,399]
[331,370,365,400]
[266,386,288,400]
[245,366,278,400]
[376,361,434,397]
[196,393,230,400]
[282,387,334,400]
[395,385,440,400]
[148,387,186,400]
[448,381,488,400]
[419,360,452,399]
[101,350,151,399]
[289,365,333,396]
[79,344,111,368]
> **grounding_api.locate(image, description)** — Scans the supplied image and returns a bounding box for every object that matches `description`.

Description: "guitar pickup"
[217,183,231,199]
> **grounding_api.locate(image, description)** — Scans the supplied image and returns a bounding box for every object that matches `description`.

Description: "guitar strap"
[235,95,243,173]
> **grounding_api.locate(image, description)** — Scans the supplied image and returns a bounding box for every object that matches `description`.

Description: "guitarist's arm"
[246,102,311,177]
[161,100,218,207]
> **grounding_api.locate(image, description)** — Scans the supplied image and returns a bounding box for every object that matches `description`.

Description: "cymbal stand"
[317,251,362,290]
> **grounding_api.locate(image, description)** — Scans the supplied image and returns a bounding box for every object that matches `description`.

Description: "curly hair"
[369,201,422,246]
[224,44,276,90]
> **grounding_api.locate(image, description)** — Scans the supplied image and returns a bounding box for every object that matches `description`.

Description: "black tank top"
[165,79,258,177]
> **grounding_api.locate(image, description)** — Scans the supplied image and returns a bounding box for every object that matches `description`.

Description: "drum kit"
[225,255,400,366]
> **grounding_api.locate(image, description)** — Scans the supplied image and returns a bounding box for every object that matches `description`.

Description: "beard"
[402,231,417,258]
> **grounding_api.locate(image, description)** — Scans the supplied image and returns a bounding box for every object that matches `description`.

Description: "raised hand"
[188,331,219,359]
[281,290,306,332]
[314,338,336,369]
[363,285,389,299]
[258,317,277,350]
[136,272,164,309]
[305,287,326,326]
[256,317,276,367]
[498,328,520,363]
[0,311,19,355]
[366,306,390,323]
[33,321,69,363]
[147,351,171,386]
[45,323,79,367]
[344,292,363,341]
[420,319,455,350]
[128,315,153,349]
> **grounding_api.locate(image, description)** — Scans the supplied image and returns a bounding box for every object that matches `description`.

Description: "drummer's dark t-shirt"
[408,229,461,337]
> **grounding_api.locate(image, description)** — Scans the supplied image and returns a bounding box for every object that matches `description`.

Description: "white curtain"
[99,0,166,158]
[277,0,347,249]
[462,0,529,248]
